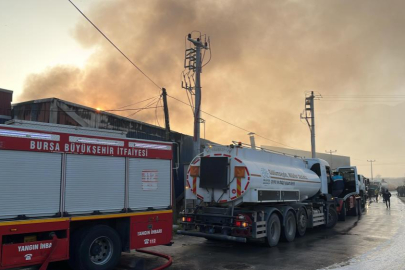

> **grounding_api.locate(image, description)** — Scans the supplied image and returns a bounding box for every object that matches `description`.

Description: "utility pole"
[182,32,209,157]
[367,160,376,181]
[325,150,337,169]
[161,88,170,141]
[301,91,320,158]
[248,132,256,149]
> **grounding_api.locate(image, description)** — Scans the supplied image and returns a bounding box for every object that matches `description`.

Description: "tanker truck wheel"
[296,207,307,237]
[325,206,338,229]
[69,225,122,270]
[349,200,359,216]
[266,213,281,247]
[357,200,362,217]
[338,203,346,221]
[281,211,296,242]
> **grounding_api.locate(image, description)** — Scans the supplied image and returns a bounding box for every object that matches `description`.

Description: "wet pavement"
[123,195,403,270]
[321,195,405,270]
[22,195,405,270]
[116,195,404,270]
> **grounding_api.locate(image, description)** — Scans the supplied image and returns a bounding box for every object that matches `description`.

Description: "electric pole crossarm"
[187,38,208,49]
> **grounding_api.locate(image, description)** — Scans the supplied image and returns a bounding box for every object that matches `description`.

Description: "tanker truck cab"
[305,158,333,196]
[179,144,339,247]
[333,166,364,220]
[357,174,367,209]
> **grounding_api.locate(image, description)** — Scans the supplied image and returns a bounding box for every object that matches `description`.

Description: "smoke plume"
[20,0,405,177]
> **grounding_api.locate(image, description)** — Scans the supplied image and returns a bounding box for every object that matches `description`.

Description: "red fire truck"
[0,121,173,270]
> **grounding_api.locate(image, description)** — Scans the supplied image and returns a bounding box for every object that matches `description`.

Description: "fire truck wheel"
[266,213,281,247]
[338,203,346,221]
[70,225,122,270]
[281,211,296,242]
[325,206,338,229]
[296,207,307,237]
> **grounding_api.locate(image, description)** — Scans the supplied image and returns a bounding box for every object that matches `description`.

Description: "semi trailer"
[0,121,173,270]
[178,143,362,246]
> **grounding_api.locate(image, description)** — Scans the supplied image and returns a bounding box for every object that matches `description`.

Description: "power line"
[155,95,163,127]
[320,94,405,103]
[106,106,163,112]
[67,0,161,90]
[115,95,160,110]
[126,96,160,118]
[323,96,405,98]
[166,94,297,149]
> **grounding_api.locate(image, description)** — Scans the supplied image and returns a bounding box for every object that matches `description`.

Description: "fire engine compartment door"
[0,150,62,219]
[65,154,125,214]
[128,158,171,210]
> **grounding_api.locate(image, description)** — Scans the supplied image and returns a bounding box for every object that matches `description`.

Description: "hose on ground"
[136,249,173,270]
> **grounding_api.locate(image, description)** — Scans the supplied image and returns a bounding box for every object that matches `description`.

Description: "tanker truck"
[178,143,360,246]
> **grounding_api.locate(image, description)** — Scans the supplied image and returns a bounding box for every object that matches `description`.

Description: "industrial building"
[0,90,216,204]
[0,88,12,124]
[1,89,351,202]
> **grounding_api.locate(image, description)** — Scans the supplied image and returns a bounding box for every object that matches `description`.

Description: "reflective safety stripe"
[193,177,197,195]
[237,178,242,197]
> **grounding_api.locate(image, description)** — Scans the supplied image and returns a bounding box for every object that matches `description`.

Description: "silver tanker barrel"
[185,145,322,206]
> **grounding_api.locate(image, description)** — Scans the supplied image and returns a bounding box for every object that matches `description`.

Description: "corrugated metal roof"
[13,98,174,136]
[0,88,13,94]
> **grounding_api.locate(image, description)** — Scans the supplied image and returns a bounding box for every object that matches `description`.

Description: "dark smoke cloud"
[20,0,405,176]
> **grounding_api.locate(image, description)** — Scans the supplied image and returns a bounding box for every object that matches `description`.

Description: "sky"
[0,0,404,177]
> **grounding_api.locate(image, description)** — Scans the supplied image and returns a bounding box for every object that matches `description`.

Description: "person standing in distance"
[383,189,391,208]
[374,188,379,203]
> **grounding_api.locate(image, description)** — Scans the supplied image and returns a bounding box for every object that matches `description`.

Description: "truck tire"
[70,225,122,270]
[338,203,346,221]
[353,200,359,216]
[348,199,359,216]
[281,211,296,242]
[357,200,362,217]
[325,206,338,229]
[296,207,307,237]
[266,213,281,247]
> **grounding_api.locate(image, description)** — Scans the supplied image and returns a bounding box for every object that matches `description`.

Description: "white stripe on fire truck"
[70,136,124,146]
[0,129,60,141]
[128,142,171,150]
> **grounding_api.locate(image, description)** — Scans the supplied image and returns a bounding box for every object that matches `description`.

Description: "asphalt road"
[118,195,404,270]
[21,195,404,270]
